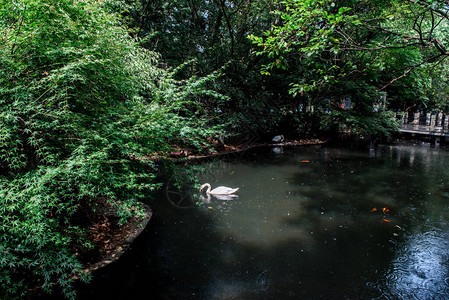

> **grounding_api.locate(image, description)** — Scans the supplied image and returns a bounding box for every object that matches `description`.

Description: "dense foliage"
[0,0,225,298]
[249,0,449,137]
[118,0,303,138]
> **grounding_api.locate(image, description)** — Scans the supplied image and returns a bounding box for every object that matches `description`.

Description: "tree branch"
[377,53,444,91]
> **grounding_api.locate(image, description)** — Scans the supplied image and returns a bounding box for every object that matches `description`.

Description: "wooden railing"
[396,112,449,136]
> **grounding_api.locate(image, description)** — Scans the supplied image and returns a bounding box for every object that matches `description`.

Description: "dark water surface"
[80,144,449,299]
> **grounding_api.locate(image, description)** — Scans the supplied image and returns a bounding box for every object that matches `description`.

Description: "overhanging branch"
[377,53,445,91]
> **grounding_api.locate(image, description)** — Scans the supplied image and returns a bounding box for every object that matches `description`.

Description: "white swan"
[199,183,239,195]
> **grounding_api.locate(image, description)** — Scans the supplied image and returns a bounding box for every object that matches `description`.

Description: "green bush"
[0,0,224,298]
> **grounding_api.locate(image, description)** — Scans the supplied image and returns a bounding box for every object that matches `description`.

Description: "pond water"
[79,143,449,299]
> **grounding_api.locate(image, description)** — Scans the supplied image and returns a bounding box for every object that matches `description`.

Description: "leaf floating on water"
[301,160,310,163]
[381,219,390,223]
[395,225,402,229]
[208,207,213,210]
[371,208,377,212]
[382,207,390,213]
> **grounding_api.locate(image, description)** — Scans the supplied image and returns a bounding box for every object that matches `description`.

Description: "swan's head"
[199,183,209,192]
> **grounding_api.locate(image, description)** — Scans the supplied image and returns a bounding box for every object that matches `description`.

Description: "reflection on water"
[80,143,449,299]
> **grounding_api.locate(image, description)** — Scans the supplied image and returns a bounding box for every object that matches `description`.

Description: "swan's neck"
[205,183,212,194]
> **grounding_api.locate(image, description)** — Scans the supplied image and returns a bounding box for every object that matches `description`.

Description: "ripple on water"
[382,230,449,299]
[364,281,383,298]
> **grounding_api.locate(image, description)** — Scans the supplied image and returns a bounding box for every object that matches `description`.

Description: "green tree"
[250,0,449,137]
[118,0,304,139]
[0,0,224,298]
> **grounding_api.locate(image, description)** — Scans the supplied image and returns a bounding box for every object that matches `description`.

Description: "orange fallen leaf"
[381,219,390,223]
[382,207,390,213]
[301,160,310,163]
[371,208,377,212]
